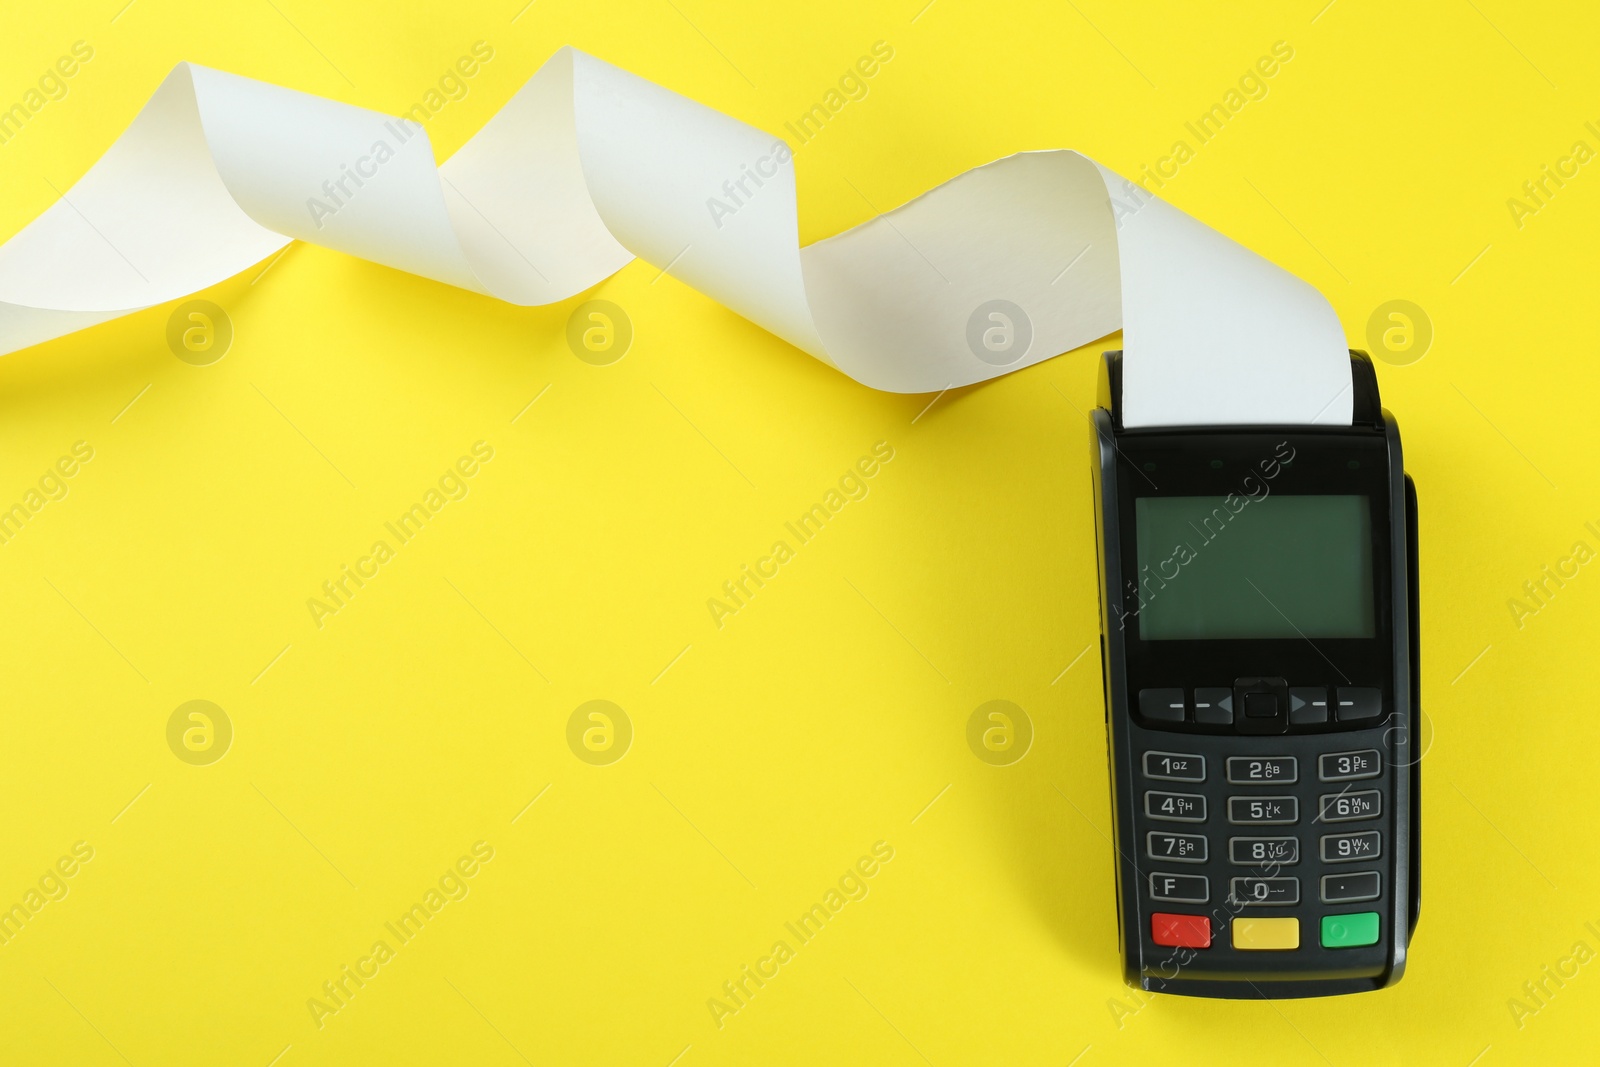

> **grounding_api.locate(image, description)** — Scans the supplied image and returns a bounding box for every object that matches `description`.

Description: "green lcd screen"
[1133,494,1375,640]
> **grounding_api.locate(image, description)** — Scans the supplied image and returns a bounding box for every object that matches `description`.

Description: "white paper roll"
[0,47,1351,427]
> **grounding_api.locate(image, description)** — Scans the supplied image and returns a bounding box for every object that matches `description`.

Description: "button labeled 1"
[1144,751,1205,782]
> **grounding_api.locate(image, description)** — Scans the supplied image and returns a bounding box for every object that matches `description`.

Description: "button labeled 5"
[1228,796,1298,825]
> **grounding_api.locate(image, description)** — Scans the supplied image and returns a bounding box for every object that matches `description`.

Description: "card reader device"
[1091,350,1420,998]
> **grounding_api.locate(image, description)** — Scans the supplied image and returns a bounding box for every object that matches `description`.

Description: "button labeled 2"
[1226,756,1297,784]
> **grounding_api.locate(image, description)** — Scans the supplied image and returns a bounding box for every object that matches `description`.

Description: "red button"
[1151,912,1211,948]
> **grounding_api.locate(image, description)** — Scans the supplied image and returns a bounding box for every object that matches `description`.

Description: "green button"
[1321,912,1380,948]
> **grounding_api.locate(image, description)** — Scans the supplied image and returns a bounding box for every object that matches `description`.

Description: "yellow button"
[1232,917,1300,950]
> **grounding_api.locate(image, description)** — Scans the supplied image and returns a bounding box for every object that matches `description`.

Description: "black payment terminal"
[1091,350,1420,999]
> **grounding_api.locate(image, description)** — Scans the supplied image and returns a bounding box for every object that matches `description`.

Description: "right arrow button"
[1288,687,1328,725]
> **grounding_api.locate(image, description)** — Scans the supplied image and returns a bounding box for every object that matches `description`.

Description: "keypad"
[1227,795,1298,825]
[1145,791,1206,822]
[1148,831,1207,863]
[1133,705,1394,958]
[1226,756,1297,785]
[1318,789,1381,822]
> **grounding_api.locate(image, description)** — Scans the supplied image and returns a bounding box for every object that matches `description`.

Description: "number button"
[1143,751,1205,782]
[1321,831,1381,863]
[1226,756,1297,785]
[1228,837,1299,866]
[1145,791,1206,823]
[1229,877,1299,906]
[1227,795,1298,825]
[1149,872,1209,903]
[1318,789,1382,822]
[1320,749,1381,781]
[1147,831,1207,863]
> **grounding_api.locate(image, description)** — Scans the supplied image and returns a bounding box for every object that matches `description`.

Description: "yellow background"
[1,0,1596,1063]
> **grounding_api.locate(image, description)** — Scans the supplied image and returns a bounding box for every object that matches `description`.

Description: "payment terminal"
[1091,350,1420,998]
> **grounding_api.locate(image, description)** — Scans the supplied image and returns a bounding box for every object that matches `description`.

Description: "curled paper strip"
[0,47,1351,427]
